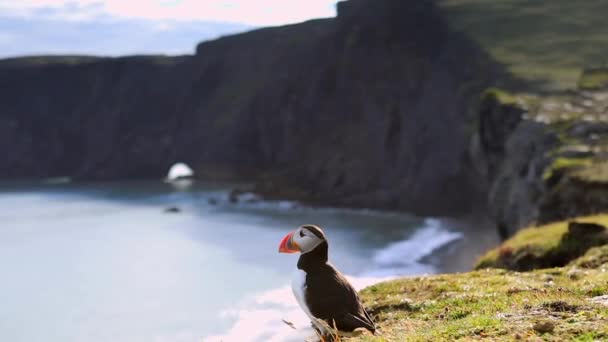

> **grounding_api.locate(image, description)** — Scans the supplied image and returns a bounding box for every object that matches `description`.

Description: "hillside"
[439,0,608,90]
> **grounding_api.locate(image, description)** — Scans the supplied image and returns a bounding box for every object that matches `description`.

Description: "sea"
[0,181,499,342]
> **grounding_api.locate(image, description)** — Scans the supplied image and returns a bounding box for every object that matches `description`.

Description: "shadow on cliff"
[0,0,531,218]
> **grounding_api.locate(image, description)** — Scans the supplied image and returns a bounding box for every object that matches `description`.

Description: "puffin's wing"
[305,265,375,332]
[339,312,376,333]
[362,307,376,331]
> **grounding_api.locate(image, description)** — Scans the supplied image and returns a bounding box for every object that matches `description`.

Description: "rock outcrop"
[474,74,608,236]
[0,0,503,217]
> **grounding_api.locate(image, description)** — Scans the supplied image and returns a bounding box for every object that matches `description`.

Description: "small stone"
[567,268,583,280]
[590,295,608,306]
[164,206,181,213]
[533,320,555,334]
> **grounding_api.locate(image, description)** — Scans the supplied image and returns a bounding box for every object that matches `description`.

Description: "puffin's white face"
[278,224,326,254]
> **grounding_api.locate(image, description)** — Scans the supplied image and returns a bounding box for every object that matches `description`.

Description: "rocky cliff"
[0,55,189,179]
[473,71,608,237]
[0,0,504,217]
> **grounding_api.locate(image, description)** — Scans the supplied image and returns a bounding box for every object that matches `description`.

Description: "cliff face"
[0,56,187,179]
[0,0,502,216]
[473,81,608,237]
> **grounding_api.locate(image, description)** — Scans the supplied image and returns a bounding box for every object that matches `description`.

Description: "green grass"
[0,55,182,68]
[481,87,519,105]
[438,0,608,90]
[578,67,608,90]
[542,157,594,181]
[350,263,608,341]
[345,214,608,341]
[572,161,608,184]
[0,55,103,68]
[475,215,608,271]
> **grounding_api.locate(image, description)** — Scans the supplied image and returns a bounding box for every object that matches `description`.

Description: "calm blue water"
[0,181,498,342]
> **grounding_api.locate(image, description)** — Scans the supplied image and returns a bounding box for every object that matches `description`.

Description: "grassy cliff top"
[438,0,608,91]
[352,266,608,341]
[0,55,184,69]
[476,215,608,271]
[345,216,608,341]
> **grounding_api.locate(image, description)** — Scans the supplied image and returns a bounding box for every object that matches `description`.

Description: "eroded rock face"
[471,91,557,237]
[0,56,187,179]
[474,83,608,237]
[487,122,556,238]
[0,0,501,217]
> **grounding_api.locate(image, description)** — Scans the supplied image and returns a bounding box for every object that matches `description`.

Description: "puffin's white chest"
[291,269,316,323]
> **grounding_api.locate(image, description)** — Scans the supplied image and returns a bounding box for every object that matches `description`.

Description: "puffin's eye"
[299,230,305,238]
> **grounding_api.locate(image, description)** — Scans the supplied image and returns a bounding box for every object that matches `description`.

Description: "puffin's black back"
[298,241,376,333]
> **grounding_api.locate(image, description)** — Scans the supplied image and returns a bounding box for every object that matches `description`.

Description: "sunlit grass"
[350,265,608,341]
[438,0,608,90]
[476,214,608,270]
[345,215,608,341]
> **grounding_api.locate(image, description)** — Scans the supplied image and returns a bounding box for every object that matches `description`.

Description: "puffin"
[278,224,376,336]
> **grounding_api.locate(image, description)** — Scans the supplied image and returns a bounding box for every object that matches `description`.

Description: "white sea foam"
[204,276,391,342]
[204,219,461,342]
[365,218,464,277]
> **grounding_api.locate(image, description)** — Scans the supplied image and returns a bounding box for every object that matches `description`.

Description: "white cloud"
[0,0,338,25]
[0,0,337,57]
[0,15,252,57]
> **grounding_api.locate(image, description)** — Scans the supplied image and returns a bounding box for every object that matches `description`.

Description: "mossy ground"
[343,217,608,341]
[482,88,520,106]
[542,157,594,181]
[573,161,608,184]
[476,215,608,271]
[578,68,608,91]
[350,265,608,341]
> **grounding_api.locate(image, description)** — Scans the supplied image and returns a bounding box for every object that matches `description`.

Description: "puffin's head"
[278,224,327,254]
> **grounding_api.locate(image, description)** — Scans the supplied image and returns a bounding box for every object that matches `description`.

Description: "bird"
[278,224,376,337]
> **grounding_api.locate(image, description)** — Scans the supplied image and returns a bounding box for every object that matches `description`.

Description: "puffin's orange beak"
[278,231,300,253]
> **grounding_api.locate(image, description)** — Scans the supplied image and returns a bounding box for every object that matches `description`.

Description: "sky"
[0,0,338,58]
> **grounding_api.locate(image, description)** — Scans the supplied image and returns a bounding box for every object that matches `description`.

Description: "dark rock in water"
[229,188,261,204]
[208,198,219,206]
[164,207,181,213]
[228,189,244,204]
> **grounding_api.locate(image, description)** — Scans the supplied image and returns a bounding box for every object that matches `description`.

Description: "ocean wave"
[198,206,463,340]
[204,276,391,342]
[365,218,464,277]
